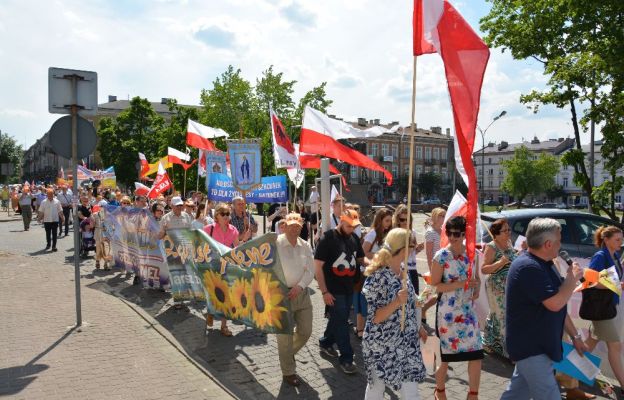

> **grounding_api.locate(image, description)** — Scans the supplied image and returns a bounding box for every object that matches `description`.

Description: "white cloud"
[0,109,36,118]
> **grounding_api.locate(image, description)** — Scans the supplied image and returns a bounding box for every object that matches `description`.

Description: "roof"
[476,137,575,156]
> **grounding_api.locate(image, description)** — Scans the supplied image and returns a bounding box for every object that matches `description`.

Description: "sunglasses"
[399,217,408,223]
[121,202,131,205]
[447,230,465,238]
[218,212,231,217]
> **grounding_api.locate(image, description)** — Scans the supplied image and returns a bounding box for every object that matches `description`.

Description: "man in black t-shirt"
[314,209,366,374]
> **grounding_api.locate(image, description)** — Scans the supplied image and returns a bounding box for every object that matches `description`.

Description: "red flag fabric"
[299,154,349,191]
[147,163,172,199]
[186,119,227,151]
[270,107,298,168]
[197,149,207,177]
[138,152,150,178]
[413,0,490,277]
[181,159,197,171]
[300,106,393,186]
[167,146,190,166]
[134,182,151,196]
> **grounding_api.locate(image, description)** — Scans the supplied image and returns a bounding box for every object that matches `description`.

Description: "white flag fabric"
[186,119,228,150]
[302,106,398,140]
[167,146,190,164]
[330,184,340,204]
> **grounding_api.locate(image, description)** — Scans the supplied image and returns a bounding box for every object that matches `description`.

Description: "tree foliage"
[481,0,624,214]
[417,172,442,198]
[0,131,22,183]
[501,146,560,207]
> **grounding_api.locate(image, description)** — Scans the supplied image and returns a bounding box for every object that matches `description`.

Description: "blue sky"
[0,0,593,150]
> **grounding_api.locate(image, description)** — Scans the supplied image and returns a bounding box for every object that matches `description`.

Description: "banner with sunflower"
[164,230,293,334]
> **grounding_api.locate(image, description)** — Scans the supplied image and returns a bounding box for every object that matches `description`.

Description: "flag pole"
[401,55,418,332]
[183,167,187,197]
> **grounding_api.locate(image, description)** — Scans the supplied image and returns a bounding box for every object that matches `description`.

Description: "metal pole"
[183,167,187,197]
[589,98,595,212]
[320,158,331,233]
[70,76,82,327]
[481,131,485,209]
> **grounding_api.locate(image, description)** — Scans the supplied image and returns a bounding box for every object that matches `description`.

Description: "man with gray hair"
[501,218,587,399]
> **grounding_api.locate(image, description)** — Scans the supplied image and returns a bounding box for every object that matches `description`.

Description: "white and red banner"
[138,152,150,178]
[299,106,393,185]
[270,107,298,169]
[134,182,151,196]
[147,163,172,199]
[167,146,190,166]
[414,0,490,273]
[186,119,228,151]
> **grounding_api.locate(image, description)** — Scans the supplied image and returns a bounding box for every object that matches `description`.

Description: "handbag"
[579,287,616,321]
[579,250,620,321]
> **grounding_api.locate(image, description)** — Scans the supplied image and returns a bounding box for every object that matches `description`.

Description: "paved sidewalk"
[0,221,234,400]
[1,216,611,399]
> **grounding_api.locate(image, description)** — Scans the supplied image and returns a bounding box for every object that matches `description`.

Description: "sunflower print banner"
[164,230,293,334]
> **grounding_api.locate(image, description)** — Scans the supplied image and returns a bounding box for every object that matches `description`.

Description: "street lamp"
[477,110,507,208]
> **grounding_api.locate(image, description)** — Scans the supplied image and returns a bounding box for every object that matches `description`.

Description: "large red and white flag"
[186,119,228,151]
[270,107,298,169]
[299,106,394,185]
[134,182,151,196]
[440,190,483,248]
[147,163,172,199]
[298,145,349,191]
[138,152,150,178]
[167,146,190,166]
[414,0,490,271]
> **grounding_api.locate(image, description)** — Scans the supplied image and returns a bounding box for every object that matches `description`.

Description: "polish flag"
[134,182,151,196]
[298,145,349,191]
[299,106,393,185]
[147,163,172,199]
[197,149,207,177]
[414,0,490,274]
[186,119,228,151]
[167,147,190,166]
[138,152,150,178]
[270,107,297,169]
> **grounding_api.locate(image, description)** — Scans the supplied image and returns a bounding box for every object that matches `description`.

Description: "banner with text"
[164,231,293,334]
[206,173,288,203]
[104,205,170,289]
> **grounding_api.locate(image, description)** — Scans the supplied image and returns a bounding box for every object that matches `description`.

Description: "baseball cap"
[340,209,361,227]
[285,213,303,226]
[171,196,184,206]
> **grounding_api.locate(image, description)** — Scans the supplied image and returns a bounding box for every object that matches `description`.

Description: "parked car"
[556,202,569,209]
[506,201,531,208]
[423,198,441,205]
[481,209,624,259]
[615,202,623,211]
[484,199,500,206]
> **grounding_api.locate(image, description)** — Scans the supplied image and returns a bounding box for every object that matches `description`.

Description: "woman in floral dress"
[481,218,516,359]
[430,216,483,400]
[362,228,428,399]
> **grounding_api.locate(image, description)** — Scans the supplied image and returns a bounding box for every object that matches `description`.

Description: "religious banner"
[164,231,293,334]
[206,173,288,203]
[104,205,170,289]
[77,165,117,188]
[205,151,227,176]
[227,139,262,192]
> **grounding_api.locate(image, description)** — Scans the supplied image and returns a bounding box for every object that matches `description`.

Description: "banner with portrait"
[164,230,293,334]
[104,205,170,289]
[227,140,262,192]
[205,151,227,177]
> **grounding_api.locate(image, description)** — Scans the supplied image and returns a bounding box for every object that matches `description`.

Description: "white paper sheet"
[567,349,601,381]
[514,235,526,251]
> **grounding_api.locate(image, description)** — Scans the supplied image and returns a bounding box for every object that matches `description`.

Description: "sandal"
[283,374,301,387]
[220,326,233,337]
[205,314,214,327]
[434,387,446,400]
[467,390,478,399]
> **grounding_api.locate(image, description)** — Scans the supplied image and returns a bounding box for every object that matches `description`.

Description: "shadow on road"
[0,327,77,396]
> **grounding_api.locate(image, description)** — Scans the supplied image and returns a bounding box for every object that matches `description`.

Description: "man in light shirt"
[38,189,64,251]
[57,185,73,237]
[275,213,315,387]
[159,196,193,239]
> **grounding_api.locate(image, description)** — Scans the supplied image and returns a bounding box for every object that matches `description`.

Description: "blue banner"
[207,173,288,203]
[227,140,262,192]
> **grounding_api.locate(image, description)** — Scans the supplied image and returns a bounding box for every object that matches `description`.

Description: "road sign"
[49,115,97,159]
[48,67,98,116]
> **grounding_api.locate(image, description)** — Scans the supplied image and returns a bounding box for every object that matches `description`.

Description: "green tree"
[544,184,565,201]
[481,0,624,213]
[0,131,22,183]
[417,172,442,198]
[97,97,165,188]
[501,146,560,207]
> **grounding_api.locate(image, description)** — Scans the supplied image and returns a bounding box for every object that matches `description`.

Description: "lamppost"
[477,110,506,208]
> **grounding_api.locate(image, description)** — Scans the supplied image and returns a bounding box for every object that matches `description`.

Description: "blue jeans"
[500,354,560,400]
[319,294,353,364]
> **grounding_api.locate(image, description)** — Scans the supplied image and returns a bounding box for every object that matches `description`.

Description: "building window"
[563,177,568,187]
[416,146,423,160]
[404,145,410,158]
[371,143,378,156]
[489,168,494,175]
[616,195,622,203]
[499,170,503,176]
[382,143,389,157]
[441,148,448,160]
[442,168,448,181]
[433,148,440,160]
[392,144,398,157]
[425,147,431,161]
[415,165,422,176]
[488,157,492,164]
[489,179,493,188]
[372,170,379,181]
[391,165,398,179]
[563,164,568,171]
[403,165,409,177]
[350,166,358,179]
[434,166,439,174]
